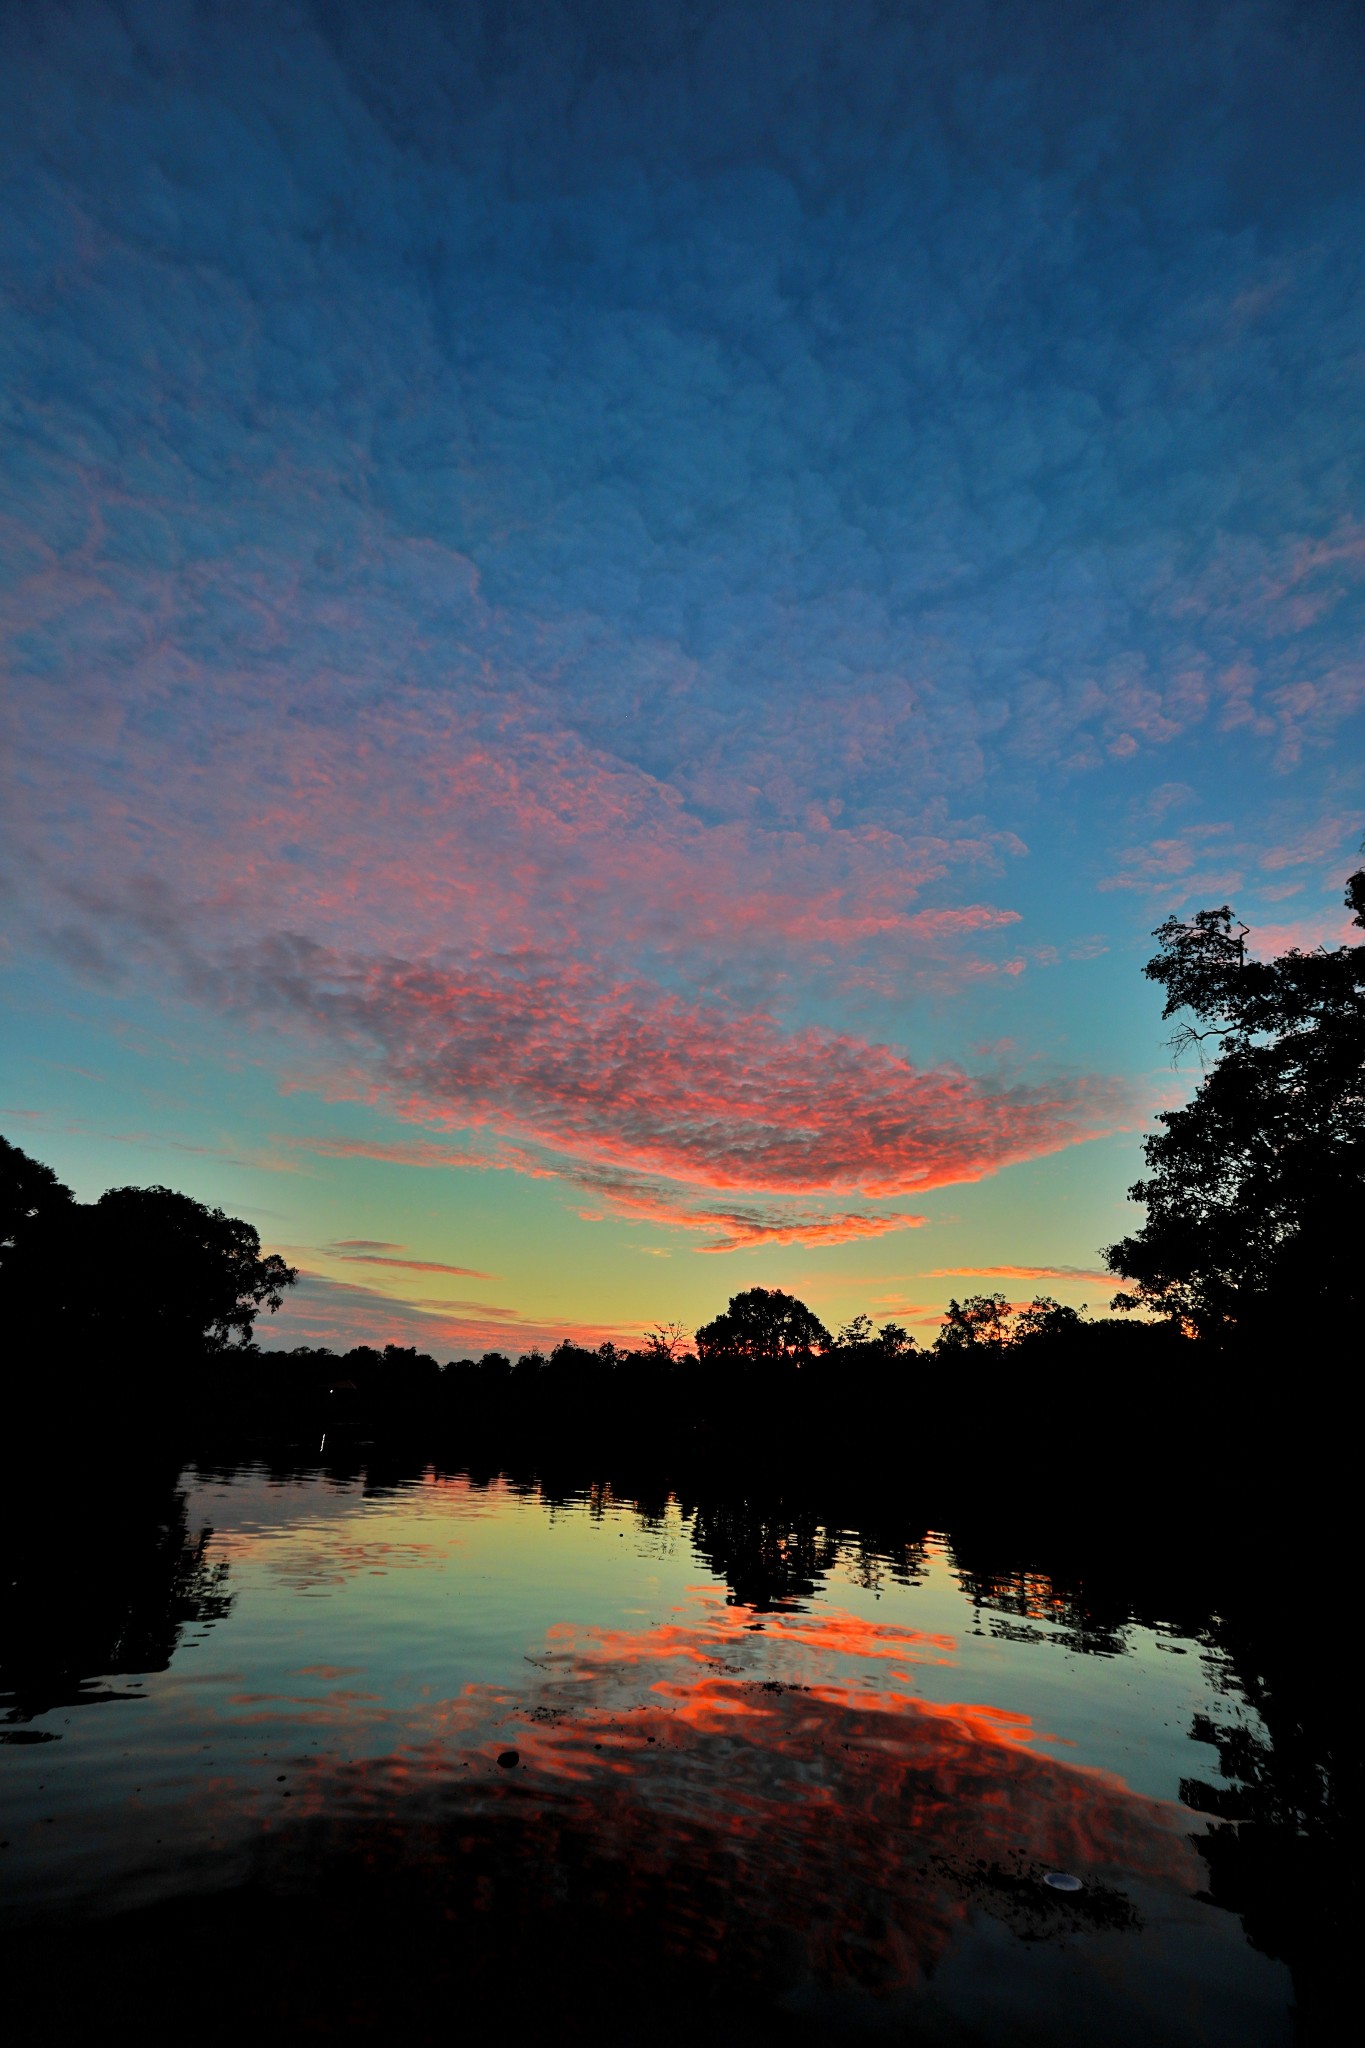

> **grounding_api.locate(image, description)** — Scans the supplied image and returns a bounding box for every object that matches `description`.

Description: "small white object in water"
[1044,1872,1083,1892]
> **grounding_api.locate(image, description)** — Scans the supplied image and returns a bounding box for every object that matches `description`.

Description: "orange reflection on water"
[269,1592,1200,1997]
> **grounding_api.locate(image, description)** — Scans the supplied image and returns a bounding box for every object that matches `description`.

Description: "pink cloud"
[1258,817,1354,872]
[1151,523,1365,762]
[13,672,1034,1034]
[1098,817,1360,944]
[224,938,1134,1201]
[1170,518,1365,638]
[695,1213,923,1254]
[569,1170,927,1252]
[7,635,1130,1234]
[1098,824,1239,897]
[1248,911,1358,959]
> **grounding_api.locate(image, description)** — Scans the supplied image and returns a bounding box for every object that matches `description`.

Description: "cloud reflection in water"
[256,1593,1196,2000]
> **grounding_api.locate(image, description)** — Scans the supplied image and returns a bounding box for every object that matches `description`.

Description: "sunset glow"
[3,0,1362,1349]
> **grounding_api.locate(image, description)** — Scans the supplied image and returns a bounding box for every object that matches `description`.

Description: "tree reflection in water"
[945,1506,1351,2039]
[0,1454,233,1729]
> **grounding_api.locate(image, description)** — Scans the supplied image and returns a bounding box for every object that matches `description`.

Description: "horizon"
[4,0,1363,1355]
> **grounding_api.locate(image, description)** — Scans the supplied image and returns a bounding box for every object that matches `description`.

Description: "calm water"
[0,1455,1326,2042]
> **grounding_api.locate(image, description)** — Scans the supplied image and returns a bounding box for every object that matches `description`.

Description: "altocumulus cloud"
[2,0,1363,1233]
[71,906,1136,1207]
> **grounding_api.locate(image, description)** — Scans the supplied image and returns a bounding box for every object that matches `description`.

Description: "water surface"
[0,1455,1319,2042]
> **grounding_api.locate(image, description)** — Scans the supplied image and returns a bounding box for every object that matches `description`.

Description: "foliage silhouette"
[0,1133,72,1257]
[0,1142,297,1377]
[832,1311,916,1358]
[1105,861,1365,1341]
[937,1292,1014,1351]
[694,1287,832,1362]
[936,1292,1089,1354]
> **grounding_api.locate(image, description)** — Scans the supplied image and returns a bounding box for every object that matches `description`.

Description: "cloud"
[1258,818,1355,872]
[697,1213,920,1254]
[6,0,1363,854]
[869,1295,940,1325]
[1098,814,1361,918]
[1248,912,1358,959]
[570,1169,927,1252]
[1098,825,1240,899]
[259,1270,635,1356]
[271,1135,502,1172]
[121,917,1134,1201]
[329,1249,497,1280]
[10,674,1032,1006]
[927,1265,1111,1284]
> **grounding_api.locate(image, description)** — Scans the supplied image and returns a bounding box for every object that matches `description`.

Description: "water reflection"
[200,1592,1194,2030]
[0,1458,232,1728]
[0,1450,1345,2040]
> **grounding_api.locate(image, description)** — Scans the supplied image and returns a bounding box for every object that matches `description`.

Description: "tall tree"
[0,1142,298,1363]
[694,1287,831,1363]
[73,1185,298,1354]
[1105,865,1365,1342]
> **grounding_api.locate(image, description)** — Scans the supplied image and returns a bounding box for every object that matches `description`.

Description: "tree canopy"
[833,1313,916,1358]
[1,1133,72,1257]
[937,1293,1085,1352]
[694,1287,832,1363]
[1105,862,1365,1342]
[0,1140,297,1361]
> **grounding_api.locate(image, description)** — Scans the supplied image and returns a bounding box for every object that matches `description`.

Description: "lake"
[0,1447,1337,2043]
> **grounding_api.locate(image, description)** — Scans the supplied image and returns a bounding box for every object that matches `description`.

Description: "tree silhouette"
[0,1141,297,1368]
[830,1312,915,1358]
[74,1185,297,1354]
[0,1134,72,1265]
[1012,1296,1085,1347]
[694,1287,831,1362]
[936,1293,1013,1351]
[644,1320,692,1362]
[1105,862,1365,1342]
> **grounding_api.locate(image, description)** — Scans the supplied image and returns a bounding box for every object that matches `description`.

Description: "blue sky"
[2,0,1362,1351]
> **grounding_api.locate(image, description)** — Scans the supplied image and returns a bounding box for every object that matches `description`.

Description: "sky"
[2,0,1362,1355]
